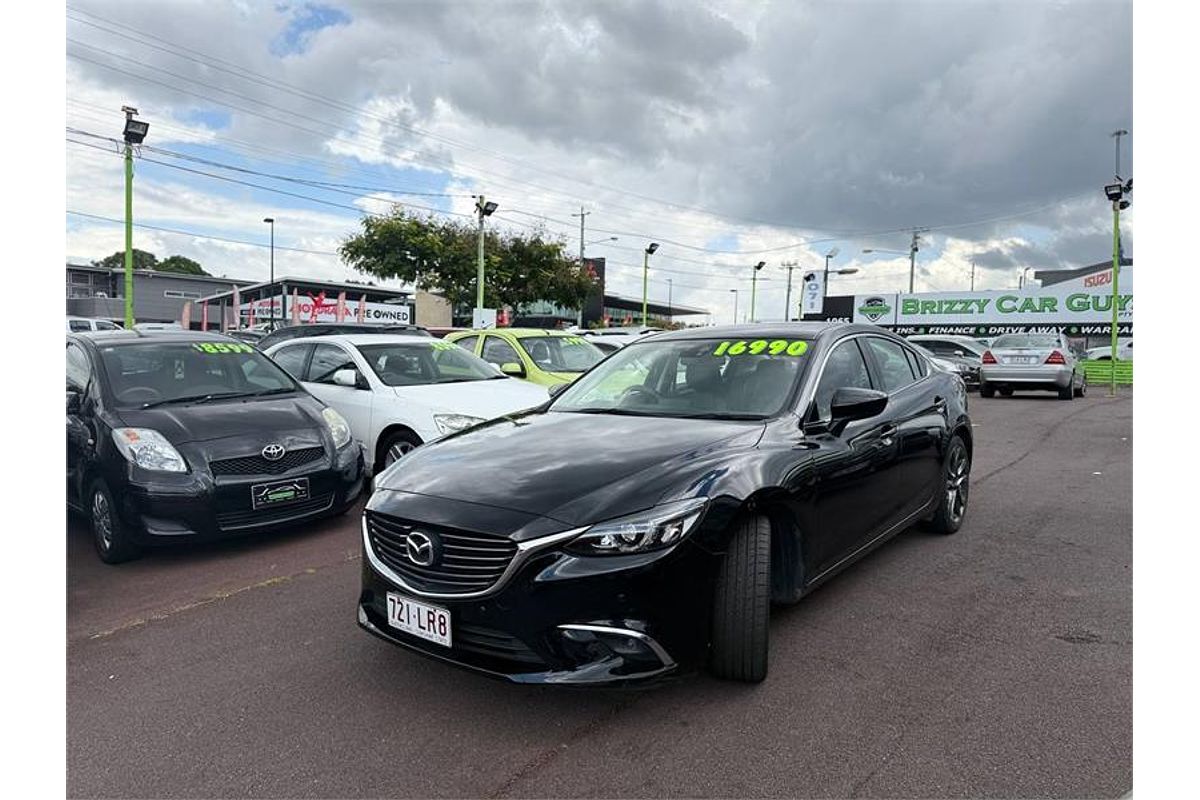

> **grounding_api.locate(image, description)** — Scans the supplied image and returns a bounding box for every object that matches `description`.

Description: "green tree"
[339,210,597,312]
[93,249,157,271]
[156,255,209,276]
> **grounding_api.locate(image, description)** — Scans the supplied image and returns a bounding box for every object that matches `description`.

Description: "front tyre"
[980,382,995,398]
[89,478,142,564]
[710,514,771,683]
[1073,374,1087,398]
[925,435,971,535]
[377,429,423,472]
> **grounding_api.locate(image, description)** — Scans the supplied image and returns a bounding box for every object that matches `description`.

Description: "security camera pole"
[749,261,765,322]
[1104,128,1131,396]
[121,106,149,328]
[641,242,659,326]
[475,195,498,311]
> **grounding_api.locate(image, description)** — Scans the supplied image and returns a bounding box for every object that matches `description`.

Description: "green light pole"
[1104,128,1130,396]
[120,106,148,327]
[641,242,659,326]
[749,261,765,322]
[475,196,498,310]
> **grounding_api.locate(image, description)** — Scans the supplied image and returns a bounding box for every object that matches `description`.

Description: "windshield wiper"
[674,412,767,421]
[565,407,661,417]
[140,391,248,409]
[248,387,296,397]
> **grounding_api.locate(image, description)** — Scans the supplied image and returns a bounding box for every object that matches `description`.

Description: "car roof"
[454,328,578,338]
[69,330,244,347]
[271,333,440,347]
[647,322,862,343]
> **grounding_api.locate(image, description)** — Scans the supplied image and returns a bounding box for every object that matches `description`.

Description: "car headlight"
[565,497,708,556]
[321,406,352,449]
[433,413,486,435]
[112,428,187,473]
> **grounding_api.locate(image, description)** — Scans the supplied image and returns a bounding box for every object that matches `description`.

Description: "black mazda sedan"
[358,323,972,684]
[67,331,365,563]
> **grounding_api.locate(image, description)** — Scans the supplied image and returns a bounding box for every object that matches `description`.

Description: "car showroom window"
[271,343,311,380]
[67,342,92,392]
[307,343,355,384]
[863,337,918,393]
[481,336,521,367]
[452,334,479,354]
[813,339,873,419]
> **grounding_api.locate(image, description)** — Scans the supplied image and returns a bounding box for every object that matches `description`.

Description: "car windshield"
[992,334,1061,349]
[98,341,299,408]
[551,336,813,419]
[356,341,503,386]
[521,335,605,372]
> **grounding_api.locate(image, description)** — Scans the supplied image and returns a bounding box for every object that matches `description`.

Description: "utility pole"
[907,229,926,294]
[750,261,765,322]
[666,278,673,325]
[781,260,798,320]
[1106,129,1131,396]
[123,134,134,328]
[641,243,659,326]
[474,195,498,312]
[263,217,275,329]
[970,260,975,291]
[730,289,738,325]
[571,206,590,327]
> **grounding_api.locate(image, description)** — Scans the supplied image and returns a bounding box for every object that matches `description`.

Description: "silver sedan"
[980,332,1086,400]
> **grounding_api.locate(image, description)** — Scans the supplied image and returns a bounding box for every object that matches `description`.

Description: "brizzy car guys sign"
[852,273,1132,334]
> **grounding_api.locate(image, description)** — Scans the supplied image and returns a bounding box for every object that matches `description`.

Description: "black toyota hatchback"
[67,331,365,563]
[358,323,972,685]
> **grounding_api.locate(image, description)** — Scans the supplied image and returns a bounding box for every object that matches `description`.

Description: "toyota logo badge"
[261,443,286,461]
[404,531,437,567]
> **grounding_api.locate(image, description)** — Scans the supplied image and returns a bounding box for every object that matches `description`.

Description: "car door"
[860,336,946,524]
[801,337,898,575]
[304,343,375,450]
[66,341,97,508]
[480,334,528,378]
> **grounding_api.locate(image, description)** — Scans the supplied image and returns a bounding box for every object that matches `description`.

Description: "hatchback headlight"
[321,406,352,449]
[565,498,708,556]
[434,413,486,435]
[112,428,187,473]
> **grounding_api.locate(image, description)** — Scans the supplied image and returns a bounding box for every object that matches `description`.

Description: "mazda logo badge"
[404,531,437,567]
[261,443,286,461]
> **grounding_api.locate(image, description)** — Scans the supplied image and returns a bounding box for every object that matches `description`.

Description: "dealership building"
[800,259,1131,347]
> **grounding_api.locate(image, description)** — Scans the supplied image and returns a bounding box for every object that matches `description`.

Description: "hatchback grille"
[366,512,517,595]
[216,493,334,531]
[210,446,325,476]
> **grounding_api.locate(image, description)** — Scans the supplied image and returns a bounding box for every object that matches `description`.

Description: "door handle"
[879,424,898,446]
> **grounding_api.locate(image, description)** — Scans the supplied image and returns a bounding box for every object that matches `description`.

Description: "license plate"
[250,477,310,509]
[386,592,452,647]
[1008,355,1037,364]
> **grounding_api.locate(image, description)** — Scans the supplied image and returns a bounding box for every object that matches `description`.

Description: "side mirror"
[829,387,888,434]
[548,383,568,399]
[333,368,365,389]
[67,390,81,415]
[500,362,526,378]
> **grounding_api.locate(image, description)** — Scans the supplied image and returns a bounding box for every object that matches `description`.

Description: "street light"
[120,106,148,328]
[263,217,275,329]
[822,247,842,301]
[475,196,498,311]
[729,288,739,325]
[642,242,659,326]
[749,261,765,322]
[863,229,923,293]
[586,236,618,246]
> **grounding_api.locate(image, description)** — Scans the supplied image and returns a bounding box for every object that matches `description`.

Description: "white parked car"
[265,334,549,473]
[576,327,663,353]
[66,316,122,333]
[1084,340,1132,361]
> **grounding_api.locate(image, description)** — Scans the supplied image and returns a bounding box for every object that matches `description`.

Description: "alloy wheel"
[92,490,113,552]
[385,440,416,467]
[946,446,970,525]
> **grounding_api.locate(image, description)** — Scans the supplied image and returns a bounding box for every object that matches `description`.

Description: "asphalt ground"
[66,391,1132,798]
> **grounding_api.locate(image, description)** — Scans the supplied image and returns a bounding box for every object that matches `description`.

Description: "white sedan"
[266,334,549,472]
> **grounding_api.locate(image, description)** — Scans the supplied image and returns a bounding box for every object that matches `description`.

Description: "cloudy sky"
[64,0,1132,323]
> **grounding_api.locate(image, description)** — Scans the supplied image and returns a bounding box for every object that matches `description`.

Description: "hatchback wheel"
[924,435,971,535]
[710,514,771,683]
[999,387,1014,397]
[1074,374,1087,398]
[89,479,142,564]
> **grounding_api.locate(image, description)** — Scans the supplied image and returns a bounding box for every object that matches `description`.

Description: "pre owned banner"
[853,278,1132,327]
[241,294,413,325]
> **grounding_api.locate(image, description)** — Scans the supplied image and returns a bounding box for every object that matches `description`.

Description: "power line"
[66,209,341,256]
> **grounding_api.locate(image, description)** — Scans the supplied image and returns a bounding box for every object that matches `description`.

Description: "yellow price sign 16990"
[712,339,809,357]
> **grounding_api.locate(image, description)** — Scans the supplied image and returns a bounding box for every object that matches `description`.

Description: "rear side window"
[863,337,918,393]
[94,320,119,331]
[481,336,521,367]
[69,320,91,332]
[453,335,479,354]
[904,347,928,378]
[271,343,312,380]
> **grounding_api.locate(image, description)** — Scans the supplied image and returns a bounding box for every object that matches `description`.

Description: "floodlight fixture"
[1104,183,1124,202]
[646,242,659,255]
[122,106,149,144]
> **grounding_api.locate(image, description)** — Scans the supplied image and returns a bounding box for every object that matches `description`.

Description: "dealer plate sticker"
[250,477,310,509]
[386,592,452,647]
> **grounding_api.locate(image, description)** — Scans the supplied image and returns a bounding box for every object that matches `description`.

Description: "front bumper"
[117,444,364,544]
[357,516,720,687]
[980,364,1073,388]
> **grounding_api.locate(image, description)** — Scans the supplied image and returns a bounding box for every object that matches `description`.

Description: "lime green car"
[446,328,606,387]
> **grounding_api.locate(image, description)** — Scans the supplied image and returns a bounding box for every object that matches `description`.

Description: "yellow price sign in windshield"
[713,339,808,357]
